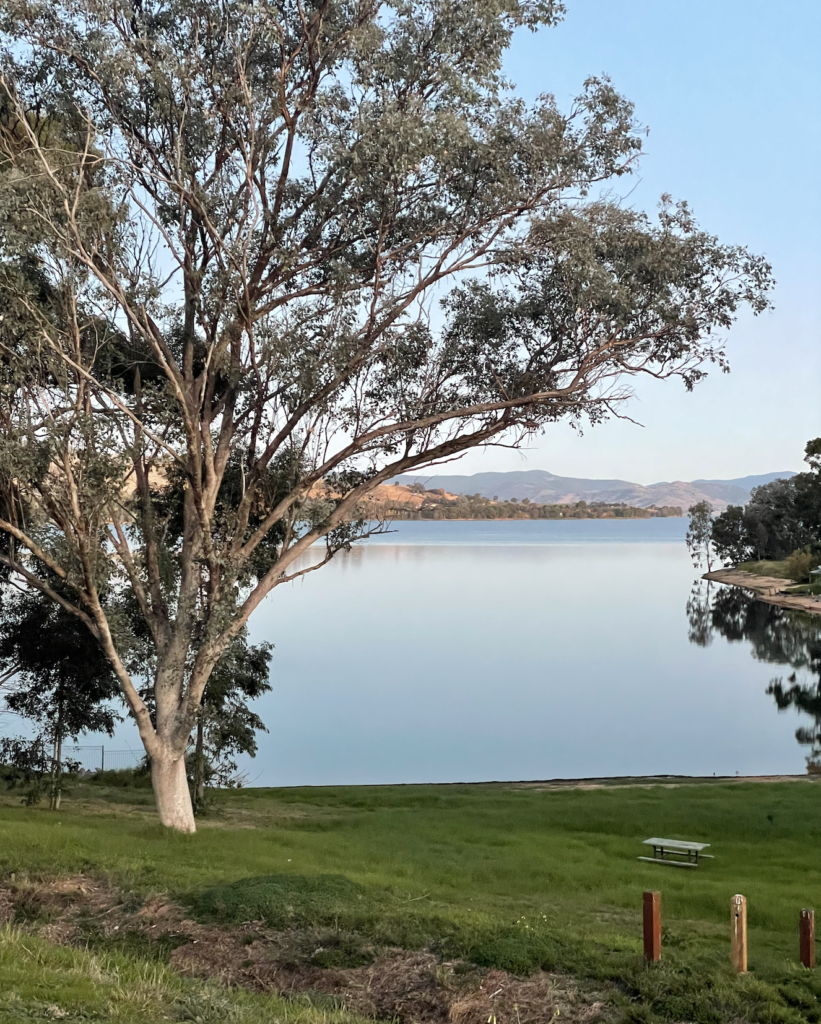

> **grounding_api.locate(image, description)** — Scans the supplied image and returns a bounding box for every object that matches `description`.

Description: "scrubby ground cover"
[1,777,820,1022]
[738,560,793,579]
[0,919,371,1024]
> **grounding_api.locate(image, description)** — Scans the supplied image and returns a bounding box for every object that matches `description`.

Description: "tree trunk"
[193,721,206,814]
[151,753,196,833]
[50,699,63,812]
[49,731,62,811]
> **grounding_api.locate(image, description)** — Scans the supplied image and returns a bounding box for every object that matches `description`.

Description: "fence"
[63,745,144,772]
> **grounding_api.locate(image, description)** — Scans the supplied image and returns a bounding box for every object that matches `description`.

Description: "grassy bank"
[0,924,366,1024]
[731,561,821,596]
[738,559,793,579]
[1,778,821,1022]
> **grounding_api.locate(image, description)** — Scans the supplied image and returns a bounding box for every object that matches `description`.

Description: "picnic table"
[638,837,713,868]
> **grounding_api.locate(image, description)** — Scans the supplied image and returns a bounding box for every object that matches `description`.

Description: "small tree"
[0,0,773,829]
[711,504,750,565]
[686,501,716,573]
[189,632,272,812]
[0,587,120,809]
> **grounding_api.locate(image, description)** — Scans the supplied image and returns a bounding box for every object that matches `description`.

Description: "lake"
[232,518,821,786]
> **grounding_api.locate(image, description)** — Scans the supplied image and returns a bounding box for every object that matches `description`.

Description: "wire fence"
[63,745,144,772]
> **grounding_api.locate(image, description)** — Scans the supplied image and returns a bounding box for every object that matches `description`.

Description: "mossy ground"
[1,776,820,1022]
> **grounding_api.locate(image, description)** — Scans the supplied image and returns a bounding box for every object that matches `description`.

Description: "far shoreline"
[372,514,685,523]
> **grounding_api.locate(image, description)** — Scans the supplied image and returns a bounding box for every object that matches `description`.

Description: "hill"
[361,483,681,520]
[390,469,796,511]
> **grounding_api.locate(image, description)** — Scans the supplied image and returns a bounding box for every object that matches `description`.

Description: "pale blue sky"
[450,0,820,483]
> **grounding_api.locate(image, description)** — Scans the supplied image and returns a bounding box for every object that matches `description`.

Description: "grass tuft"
[189,872,375,929]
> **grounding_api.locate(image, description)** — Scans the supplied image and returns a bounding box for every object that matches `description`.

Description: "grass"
[0,924,369,1023]
[736,560,821,593]
[2,777,821,1021]
[738,559,793,579]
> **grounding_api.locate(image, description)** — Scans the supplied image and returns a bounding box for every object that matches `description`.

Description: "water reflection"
[688,582,821,771]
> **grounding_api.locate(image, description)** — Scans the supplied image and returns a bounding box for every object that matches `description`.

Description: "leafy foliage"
[0,735,81,804]
[685,500,715,571]
[189,631,273,809]
[0,585,120,806]
[711,440,821,564]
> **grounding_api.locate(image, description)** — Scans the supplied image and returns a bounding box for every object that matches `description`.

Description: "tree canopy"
[711,441,821,566]
[0,0,774,829]
[0,585,121,807]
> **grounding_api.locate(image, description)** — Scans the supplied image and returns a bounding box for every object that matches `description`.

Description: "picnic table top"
[643,837,711,852]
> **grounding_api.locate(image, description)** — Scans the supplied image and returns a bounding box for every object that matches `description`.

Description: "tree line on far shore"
[380,486,682,521]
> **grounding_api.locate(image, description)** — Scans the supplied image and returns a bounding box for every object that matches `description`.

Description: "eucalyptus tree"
[0,0,773,830]
[686,501,716,572]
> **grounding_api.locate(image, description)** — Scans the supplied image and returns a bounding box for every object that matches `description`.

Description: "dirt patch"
[173,939,605,1024]
[0,875,610,1024]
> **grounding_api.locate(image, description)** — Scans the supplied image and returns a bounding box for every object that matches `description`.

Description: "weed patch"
[189,873,380,929]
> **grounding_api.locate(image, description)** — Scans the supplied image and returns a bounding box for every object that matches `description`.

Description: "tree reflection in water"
[687,582,821,771]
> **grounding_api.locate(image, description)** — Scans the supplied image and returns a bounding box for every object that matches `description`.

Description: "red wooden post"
[800,909,815,968]
[643,890,661,962]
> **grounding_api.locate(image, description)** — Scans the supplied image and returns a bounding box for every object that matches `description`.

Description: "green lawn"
[1,778,821,1022]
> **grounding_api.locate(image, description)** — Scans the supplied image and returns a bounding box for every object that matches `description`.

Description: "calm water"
[92,519,821,784]
[231,519,820,786]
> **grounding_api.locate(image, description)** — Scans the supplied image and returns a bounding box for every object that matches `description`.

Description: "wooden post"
[731,894,747,973]
[800,909,815,968]
[643,890,661,962]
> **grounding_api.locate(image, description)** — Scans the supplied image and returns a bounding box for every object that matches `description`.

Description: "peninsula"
[704,567,821,618]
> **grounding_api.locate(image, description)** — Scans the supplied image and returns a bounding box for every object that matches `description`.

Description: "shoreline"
[252,774,815,791]
[704,567,821,618]
[373,514,685,522]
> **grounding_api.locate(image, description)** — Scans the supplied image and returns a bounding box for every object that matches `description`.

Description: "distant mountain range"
[391,470,798,511]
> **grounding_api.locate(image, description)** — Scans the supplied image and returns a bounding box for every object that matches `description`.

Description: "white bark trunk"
[151,754,196,833]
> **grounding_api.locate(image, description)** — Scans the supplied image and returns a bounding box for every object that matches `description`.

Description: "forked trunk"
[151,753,196,833]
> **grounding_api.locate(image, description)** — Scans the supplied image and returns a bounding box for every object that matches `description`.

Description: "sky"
[444,0,821,484]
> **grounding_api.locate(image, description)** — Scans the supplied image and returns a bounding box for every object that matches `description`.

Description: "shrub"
[785,547,818,583]
[88,767,152,788]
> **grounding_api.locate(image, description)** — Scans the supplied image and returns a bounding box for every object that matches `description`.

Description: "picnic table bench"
[638,837,713,868]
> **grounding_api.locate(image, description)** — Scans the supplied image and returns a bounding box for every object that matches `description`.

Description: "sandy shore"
[704,567,821,617]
